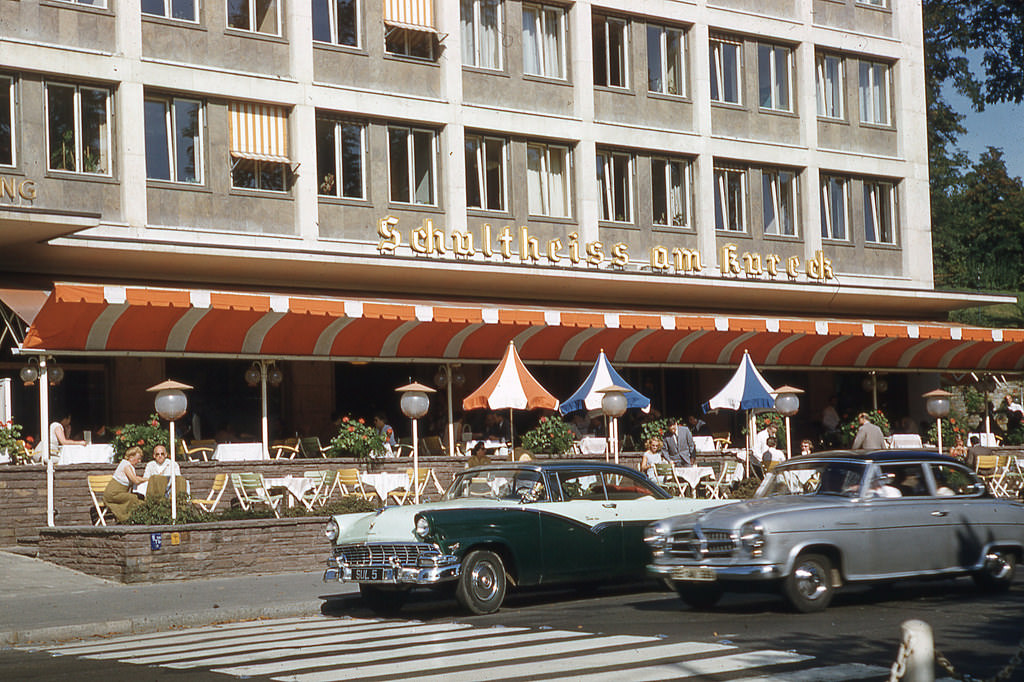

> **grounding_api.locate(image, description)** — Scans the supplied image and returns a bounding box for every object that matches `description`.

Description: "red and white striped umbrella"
[463,341,559,412]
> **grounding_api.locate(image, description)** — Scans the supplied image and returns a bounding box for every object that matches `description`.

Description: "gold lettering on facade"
[585,241,604,265]
[650,246,670,271]
[0,177,37,202]
[766,254,781,277]
[720,243,741,275]
[567,232,582,264]
[742,252,763,276]
[672,248,702,273]
[786,256,800,278]
[519,226,540,262]
[376,215,400,254]
[805,250,834,280]
[451,230,475,256]
[498,226,514,259]
[408,219,445,255]
[482,224,494,257]
[547,238,563,262]
[610,242,629,267]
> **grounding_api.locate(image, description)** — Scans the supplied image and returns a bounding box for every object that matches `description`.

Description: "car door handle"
[931,510,948,517]
[603,503,617,508]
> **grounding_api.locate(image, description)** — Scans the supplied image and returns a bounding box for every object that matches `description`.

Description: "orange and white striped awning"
[9,283,1024,371]
[383,0,436,32]
[229,102,289,163]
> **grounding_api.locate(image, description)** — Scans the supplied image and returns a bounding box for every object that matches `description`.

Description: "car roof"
[794,449,963,465]
[463,459,640,474]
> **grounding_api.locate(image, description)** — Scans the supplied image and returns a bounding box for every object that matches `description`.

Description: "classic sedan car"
[646,451,1024,613]
[323,460,721,614]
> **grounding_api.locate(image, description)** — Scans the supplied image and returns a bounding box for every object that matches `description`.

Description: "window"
[232,159,287,190]
[597,150,632,222]
[56,0,107,8]
[859,60,891,125]
[816,53,843,119]
[386,28,436,60]
[227,0,280,35]
[46,83,110,175]
[388,126,436,205]
[758,43,792,111]
[864,181,895,244]
[714,166,746,231]
[593,16,628,88]
[142,0,196,21]
[465,134,506,211]
[647,25,684,96]
[820,175,848,240]
[316,118,365,199]
[523,3,566,79]
[144,96,203,183]
[461,0,502,70]
[229,102,290,192]
[762,169,796,236]
[651,157,691,227]
[858,0,887,7]
[312,0,358,47]
[710,37,741,104]
[527,142,570,217]
[0,76,12,167]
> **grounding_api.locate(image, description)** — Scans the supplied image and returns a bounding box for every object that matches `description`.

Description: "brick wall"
[37,517,329,582]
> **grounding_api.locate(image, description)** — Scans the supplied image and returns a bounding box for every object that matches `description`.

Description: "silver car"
[646,451,1024,612]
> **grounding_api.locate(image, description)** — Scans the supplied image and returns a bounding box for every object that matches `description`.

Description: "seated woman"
[639,437,665,482]
[143,444,186,501]
[103,446,146,522]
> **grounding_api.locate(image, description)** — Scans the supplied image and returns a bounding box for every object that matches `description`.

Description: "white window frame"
[816,53,844,119]
[762,168,797,236]
[820,175,849,240]
[714,166,747,232]
[651,156,691,228]
[388,125,437,206]
[462,0,503,70]
[859,60,891,126]
[594,16,629,89]
[45,83,112,176]
[1,76,14,168]
[226,0,281,36]
[54,0,108,8]
[312,0,360,47]
[758,43,792,112]
[317,118,366,199]
[522,3,566,80]
[857,0,887,7]
[465,134,507,211]
[142,0,197,22]
[144,96,204,184]
[710,37,742,105]
[527,142,571,218]
[597,149,633,223]
[864,180,896,244]
[647,25,685,97]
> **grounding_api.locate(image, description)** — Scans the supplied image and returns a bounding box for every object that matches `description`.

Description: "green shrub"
[838,410,891,447]
[321,496,380,514]
[125,493,215,525]
[521,416,574,455]
[328,416,385,458]
[730,476,762,499]
[639,419,673,445]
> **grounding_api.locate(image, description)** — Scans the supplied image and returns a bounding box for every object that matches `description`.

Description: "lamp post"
[598,385,629,464]
[773,385,804,459]
[148,380,192,522]
[923,388,952,454]
[397,382,435,504]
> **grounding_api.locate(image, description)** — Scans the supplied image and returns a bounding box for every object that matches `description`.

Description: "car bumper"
[647,562,783,582]
[323,554,461,586]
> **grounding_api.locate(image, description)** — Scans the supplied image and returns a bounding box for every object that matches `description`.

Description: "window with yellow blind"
[229,102,290,192]
[384,0,439,60]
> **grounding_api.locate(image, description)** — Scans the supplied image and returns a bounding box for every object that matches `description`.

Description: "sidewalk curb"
[0,601,320,647]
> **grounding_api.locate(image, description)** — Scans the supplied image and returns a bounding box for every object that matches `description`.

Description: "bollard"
[896,619,935,682]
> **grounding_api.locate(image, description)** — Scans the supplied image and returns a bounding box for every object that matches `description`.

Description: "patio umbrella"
[559,350,651,416]
[702,350,776,475]
[463,341,559,449]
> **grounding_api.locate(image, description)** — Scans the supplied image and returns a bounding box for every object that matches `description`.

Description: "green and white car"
[323,460,722,614]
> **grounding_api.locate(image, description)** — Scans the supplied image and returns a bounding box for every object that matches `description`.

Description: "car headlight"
[414,515,431,539]
[739,521,765,557]
[644,521,670,548]
[324,518,339,543]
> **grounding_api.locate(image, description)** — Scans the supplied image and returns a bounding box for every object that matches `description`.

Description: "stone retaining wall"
[37,517,329,582]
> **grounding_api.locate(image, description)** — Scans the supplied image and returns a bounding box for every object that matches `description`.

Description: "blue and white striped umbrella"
[703,350,776,413]
[560,350,651,415]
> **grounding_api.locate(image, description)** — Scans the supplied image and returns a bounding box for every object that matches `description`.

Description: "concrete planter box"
[38,517,330,583]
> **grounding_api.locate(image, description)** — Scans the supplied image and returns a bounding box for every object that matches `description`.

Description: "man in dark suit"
[663,421,696,466]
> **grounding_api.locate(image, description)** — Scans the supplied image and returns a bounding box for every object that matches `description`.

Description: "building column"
[289,0,319,242]
[439,0,467,232]
[690,22,716,268]
[571,1,598,242]
[116,1,147,228]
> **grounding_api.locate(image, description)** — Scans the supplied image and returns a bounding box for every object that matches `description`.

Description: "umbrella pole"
[509,407,514,459]
[446,364,455,457]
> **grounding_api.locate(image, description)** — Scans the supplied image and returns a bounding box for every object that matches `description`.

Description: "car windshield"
[443,469,546,501]
[756,460,866,498]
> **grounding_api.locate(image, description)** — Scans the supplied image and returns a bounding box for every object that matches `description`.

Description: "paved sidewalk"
[0,551,359,645]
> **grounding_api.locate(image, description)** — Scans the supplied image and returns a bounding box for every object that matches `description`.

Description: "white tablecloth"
[265,476,317,507]
[213,443,267,461]
[969,432,999,447]
[58,444,115,465]
[693,436,715,452]
[465,440,509,458]
[578,436,608,456]
[675,466,715,491]
[361,472,410,499]
[888,433,923,448]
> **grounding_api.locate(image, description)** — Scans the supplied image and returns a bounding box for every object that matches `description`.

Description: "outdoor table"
[968,432,999,447]
[693,436,715,452]
[360,472,410,500]
[578,436,607,456]
[58,444,115,465]
[675,466,714,495]
[888,433,923,448]
[212,442,267,461]
[465,440,509,458]
[264,475,317,509]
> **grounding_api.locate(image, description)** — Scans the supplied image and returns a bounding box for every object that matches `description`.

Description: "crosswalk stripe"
[729,663,891,681]
[90,622,472,663]
[216,629,591,677]
[263,634,675,682]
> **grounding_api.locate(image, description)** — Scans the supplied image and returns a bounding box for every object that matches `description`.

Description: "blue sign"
[150,532,162,551]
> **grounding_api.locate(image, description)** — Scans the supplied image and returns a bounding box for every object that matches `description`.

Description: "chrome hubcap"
[471,561,499,600]
[985,553,1012,579]
[794,562,827,600]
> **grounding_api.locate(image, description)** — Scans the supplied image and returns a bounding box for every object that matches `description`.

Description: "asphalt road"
[3,576,1022,680]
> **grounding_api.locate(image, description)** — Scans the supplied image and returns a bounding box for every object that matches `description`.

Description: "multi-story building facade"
[0,0,1013,439]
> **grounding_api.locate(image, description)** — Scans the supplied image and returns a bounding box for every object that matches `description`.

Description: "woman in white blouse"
[103,446,146,522]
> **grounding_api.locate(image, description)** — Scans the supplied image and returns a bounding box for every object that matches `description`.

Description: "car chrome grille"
[334,543,433,568]
[667,529,737,559]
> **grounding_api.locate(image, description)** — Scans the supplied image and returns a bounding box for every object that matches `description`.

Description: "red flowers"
[358,418,365,425]
[348,426,355,432]
[342,416,349,423]
[539,417,547,423]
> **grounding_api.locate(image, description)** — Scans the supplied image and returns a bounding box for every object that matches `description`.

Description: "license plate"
[671,566,716,582]
[354,567,394,582]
